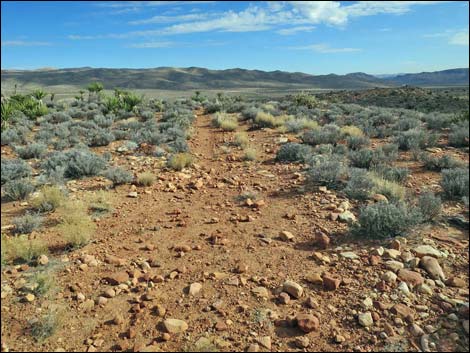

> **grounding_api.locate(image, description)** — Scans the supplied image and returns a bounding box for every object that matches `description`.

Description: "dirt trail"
[1,110,469,352]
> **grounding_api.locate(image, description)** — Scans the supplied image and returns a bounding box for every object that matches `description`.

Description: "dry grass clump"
[212,112,238,131]
[234,132,249,148]
[370,173,406,201]
[137,172,156,186]
[56,200,96,249]
[254,112,285,128]
[243,147,258,161]
[168,153,194,171]
[30,305,64,342]
[340,125,364,137]
[87,190,113,215]
[3,235,48,264]
[30,185,66,212]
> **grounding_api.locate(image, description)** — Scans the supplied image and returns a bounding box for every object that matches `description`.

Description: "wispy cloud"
[2,40,52,47]
[129,13,210,25]
[291,43,362,53]
[127,40,227,48]
[127,41,175,48]
[69,1,450,39]
[424,28,469,46]
[277,25,316,35]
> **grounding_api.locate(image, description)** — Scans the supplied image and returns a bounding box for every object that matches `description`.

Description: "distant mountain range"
[1,67,468,91]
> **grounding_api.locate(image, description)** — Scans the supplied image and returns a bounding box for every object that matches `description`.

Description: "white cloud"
[292,43,362,53]
[2,40,52,47]
[127,41,175,48]
[96,1,214,8]
[129,13,210,25]
[449,31,469,46]
[289,1,348,26]
[277,25,316,35]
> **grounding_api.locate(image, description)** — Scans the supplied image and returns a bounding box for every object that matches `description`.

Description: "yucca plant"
[31,89,47,101]
[1,99,15,130]
[122,93,143,112]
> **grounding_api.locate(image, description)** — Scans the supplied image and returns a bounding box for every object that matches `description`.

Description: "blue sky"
[1,1,469,74]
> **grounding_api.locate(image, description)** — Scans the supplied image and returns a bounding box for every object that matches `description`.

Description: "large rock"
[323,275,341,291]
[188,282,202,296]
[105,272,129,285]
[296,314,320,332]
[413,245,444,258]
[420,256,445,280]
[163,319,188,334]
[358,312,373,327]
[283,280,303,299]
[398,269,424,287]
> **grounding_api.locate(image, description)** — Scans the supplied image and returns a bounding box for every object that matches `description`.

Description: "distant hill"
[386,68,469,86]
[1,67,468,91]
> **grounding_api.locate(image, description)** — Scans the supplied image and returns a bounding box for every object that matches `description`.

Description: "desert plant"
[1,158,32,184]
[15,143,47,159]
[420,153,464,171]
[30,185,67,212]
[103,167,133,186]
[13,213,43,234]
[394,129,439,150]
[344,168,375,200]
[57,200,96,248]
[306,155,347,188]
[88,190,113,215]
[3,179,35,201]
[346,135,370,150]
[370,174,406,202]
[233,131,249,148]
[349,148,375,169]
[418,191,442,221]
[3,235,48,264]
[254,111,285,128]
[137,172,155,186]
[29,270,57,297]
[276,142,312,163]
[341,125,364,138]
[448,121,469,147]
[212,112,238,131]
[243,147,258,161]
[63,149,107,179]
[30,306,63,342]
[372,165,410,184]
[168,152,194,171]
[302,124,341,146]
[441,168,469,200]
[352,201,422,239]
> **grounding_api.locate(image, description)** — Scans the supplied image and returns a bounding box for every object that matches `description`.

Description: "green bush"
[302,124,341,146]
[276,143,312,163]
[4,179,35,201]
[441,168,469,200]
[344,168,375,200]
[13,213,43,234]
[1,158,32,185]
[418,192,442,221]
[31,185,67,212]
[103,167,133,186]
[353,201,422,239]
[306,155,347,188]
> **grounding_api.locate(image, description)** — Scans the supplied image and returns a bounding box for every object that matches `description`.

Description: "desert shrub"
[254,112,284,128]
[88,190,113,215]
[346,135,370,150]
[168,152,194,171]
[140,110,154,121]
[30,306,63,342]
[1,158,32,184]
[48,112,71,124]
[393,117,421,131]
[15,143,47,159]
[205,101,223,114]
[418,191,442,221]
[2,128,24,145]
[93,114,114,128]
[103,167,133,186]
[63,149,107,179]
[86,128,115,147]
[341,125,364,137]
[370,174,406,202]
[352,201,422,239]
[394,129,439,150]
[243,147,258,161]
[420,153,464,171]
[137,172,155,186]
[241,107,260,121]
[29,270,57,297]
[306,155,347,188]
[302,124,341,146]
[284,118,318,133]
[344,168,375,200]
[3,179,35,201]
[233,132,249,148]
[441,168,469,200]
[30,185,67,212]
[372,165,410,184]
[13,213,43,234]
[57,200,96,249]
[425,113,453,130]
[3,235,48,264]
[276,143,312,163]
[375,143,399,162]
[448,121,469,147]
[212,112,238,131]
[349,148,375,169]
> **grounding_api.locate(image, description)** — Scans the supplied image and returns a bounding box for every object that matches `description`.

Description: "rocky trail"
[1,110,469,352]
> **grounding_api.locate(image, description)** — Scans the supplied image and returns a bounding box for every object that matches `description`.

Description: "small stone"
[105,272,129,285]
[104,288,116,298]
[361,297,373,309]
[305,273,323,285]
[24,293,35,302]
[97,296,108,306]
[37,255,49,266]
[154,304,166,317]
[410,323,424,337]
[315,232,330,249]
[371,247,384,256]
[295,336,310,348]
[247,344,259,352]
[188,282,202,296]
[338,211,356,223]
[252,287,269,299]
[384,249,401,259]
[420,256,445,280]
[296,314,320,332]
[323,274,341,291]
[257,336,271,350]
[335,335,346,343]
[283,280,303,299]
[397,282,410,295]
[397,269,424,287]
[358,312,373,327]
[391,303,414,319]
[163,319,188,334]
[381,271,397,283]
[414,245,444,258]
[340,251,359,260]
[279,231,294,241]
[416,283,433,295]
[385,260,404,272]
[445,277,466,288]
[278,292,290,305]
[76,293,86,302]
